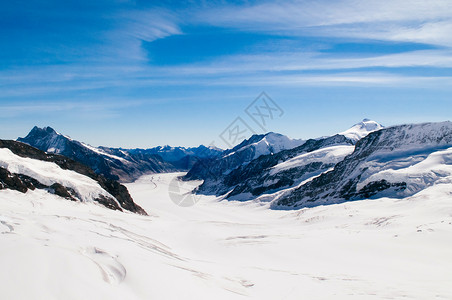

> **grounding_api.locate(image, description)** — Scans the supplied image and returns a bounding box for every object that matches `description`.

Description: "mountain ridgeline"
[9,119,452,211]
[183,120,383,200]
[183,119,452,209]
[18,126,222,182]
[276,121,452,208]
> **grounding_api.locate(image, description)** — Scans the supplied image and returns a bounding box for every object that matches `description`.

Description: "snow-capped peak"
[340,119,383,142]
[225,132,305,159]
[260,132,305,153]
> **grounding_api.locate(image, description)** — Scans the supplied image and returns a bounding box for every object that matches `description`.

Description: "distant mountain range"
[5,119,452,212]
[18,126,222,182]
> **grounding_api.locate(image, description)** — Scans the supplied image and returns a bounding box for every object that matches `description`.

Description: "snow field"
[1,172,451,299]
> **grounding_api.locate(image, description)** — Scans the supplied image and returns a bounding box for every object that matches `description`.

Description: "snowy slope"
[183,132,306,189]
[182,133,305,196]
[187,121,370,198]
[277,121,452,208]
[339,119,383,142]
[80,142,127,162]
[0,172,451,299]
[358,146,452,195]
[0,148,115,203]
[270,145,354,175]
[0,139,146,214]
[224,139,355,201]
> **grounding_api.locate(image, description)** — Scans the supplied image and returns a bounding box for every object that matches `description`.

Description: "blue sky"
[1,0,452,148]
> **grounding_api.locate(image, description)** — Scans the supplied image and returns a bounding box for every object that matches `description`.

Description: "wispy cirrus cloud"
[0,99,145,119]
[151,49,452,75]
[100,9,183,63]
[195,0,452,46]
[2,48,452,100]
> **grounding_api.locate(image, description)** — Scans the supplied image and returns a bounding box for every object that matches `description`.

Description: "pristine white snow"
[1,172,451,299]
[270,145,354,175]
[336,122,452,199]
[80,142,127,162]
[0,148,114,203]
[340,119,383,142]
[358,145,452,197]
[255,132,305,155]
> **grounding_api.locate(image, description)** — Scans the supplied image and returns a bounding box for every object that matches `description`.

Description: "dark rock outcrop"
[276,122,452,208]
[0,139,146,215]
[186,134,354,198]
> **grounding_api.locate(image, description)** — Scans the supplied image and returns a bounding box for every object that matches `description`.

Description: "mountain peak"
[27,126,59,137]
[340,119,383,142]
[42,126,57,134]
[223,131,304,160]
[18,126,70,155]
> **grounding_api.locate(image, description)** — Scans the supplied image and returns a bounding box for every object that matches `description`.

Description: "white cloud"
[195,0,452,47]
[91,9,182,63]
[199,0,452,28]
[0,100,144,119]
[3,48,452,96]
[204,72,452,88]
[120,10,182,43]
[389,21,452,46]
[148,49,452,77]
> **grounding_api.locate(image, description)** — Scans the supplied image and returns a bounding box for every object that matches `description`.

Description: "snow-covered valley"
[1,172,451,299]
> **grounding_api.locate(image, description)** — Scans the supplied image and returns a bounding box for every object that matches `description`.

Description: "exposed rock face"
[49,182,77,201]
[276,122,452,208]
[224,135,354,199]
[184,132,305,181]
[0,139,146,215]
[0,167,35,193]
[185,133,355,198]
[183,121,384,201]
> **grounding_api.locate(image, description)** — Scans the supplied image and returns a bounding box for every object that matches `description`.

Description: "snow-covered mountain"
[276,121,452,208]
[18,126,175,182]
[339,118,383,142]
[184,132,304,185]
[185,120,382,198]
[222,132,305,159]
[0,139,146,214]
[17,126,221,182]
